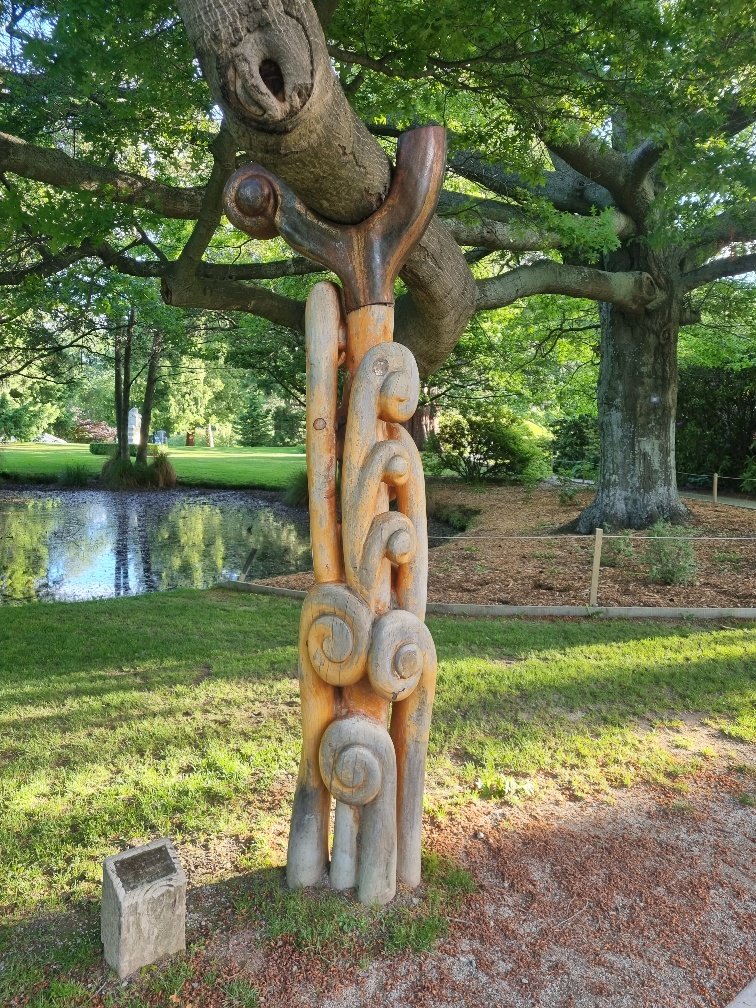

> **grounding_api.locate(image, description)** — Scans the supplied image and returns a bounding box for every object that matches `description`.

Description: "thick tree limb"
[448,148,617,216]
[0,240,324,286]
[627,138,663,189]
[162,129,236,304]
[692,205,756,252]
[681,253,756,292]
[547,137,654,224]
[161,274,305,330]
[201,257,325,280]
[438,190,636,250]
[476,262,659,313]
[0,131,204,219]
[313,0,340,29]
[177,0,476,373]
[0,241,98,285]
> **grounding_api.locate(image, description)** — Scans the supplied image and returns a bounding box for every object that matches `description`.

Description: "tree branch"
[0,131,205,219]
[547,137,654,224]
[313,0,340,29]
[692,205,756,251]
[438,190,635,250]
[475,261,659,313]
[448,148,617,216]
[627,138,663,188]
[161,274,305,331]
[162,128,236,304]
[0,241,97,285]
[681,253,756,292]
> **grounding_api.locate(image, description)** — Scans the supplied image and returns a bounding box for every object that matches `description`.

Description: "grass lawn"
[0,444,306,490]
[0,590,754,1004]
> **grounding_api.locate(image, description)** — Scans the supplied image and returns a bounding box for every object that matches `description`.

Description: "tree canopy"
[1,0,754,524]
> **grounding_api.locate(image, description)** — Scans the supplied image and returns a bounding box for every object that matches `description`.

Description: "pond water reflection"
[0,487,311,603]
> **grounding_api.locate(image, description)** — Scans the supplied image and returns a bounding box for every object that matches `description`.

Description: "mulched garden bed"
[257,485,756,608]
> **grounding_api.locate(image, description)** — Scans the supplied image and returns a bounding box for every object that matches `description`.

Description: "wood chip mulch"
[258,486,756,608]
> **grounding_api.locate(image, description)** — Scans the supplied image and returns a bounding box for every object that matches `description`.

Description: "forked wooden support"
[224,126,446,905]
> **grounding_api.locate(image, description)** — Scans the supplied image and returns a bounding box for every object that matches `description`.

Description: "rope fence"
[428,533,756,541]
[553,460,753,504]
[427,529,755,607]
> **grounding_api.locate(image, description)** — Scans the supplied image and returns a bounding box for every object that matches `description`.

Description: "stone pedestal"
[101,838,186,978]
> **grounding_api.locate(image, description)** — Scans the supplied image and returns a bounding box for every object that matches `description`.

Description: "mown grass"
[0,590,753,1001]
[0,444,305,490]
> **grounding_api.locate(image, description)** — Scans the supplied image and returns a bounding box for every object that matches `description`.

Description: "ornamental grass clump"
[57,464,90,487]
[644,521,697,585]
[100,450,176,489]
[150,449,177,488]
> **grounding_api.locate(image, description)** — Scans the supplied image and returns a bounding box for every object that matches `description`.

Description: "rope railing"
[427,526,754,607]
[553,459,747,480]
[428,533,756,541]
[552,460,753,504]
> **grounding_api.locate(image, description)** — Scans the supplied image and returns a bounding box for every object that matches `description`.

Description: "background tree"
[1,0,754,526]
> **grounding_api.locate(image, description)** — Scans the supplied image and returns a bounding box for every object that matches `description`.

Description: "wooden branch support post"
[224,127,446,905]
[589,526,603,607]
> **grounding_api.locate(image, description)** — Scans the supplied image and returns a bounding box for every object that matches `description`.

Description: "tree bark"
[136,334,162,466]
[119,313,134,463]
[114,317,134,464]
[576,247,689,531]
[114,337,125,459]
[176,0,477,376]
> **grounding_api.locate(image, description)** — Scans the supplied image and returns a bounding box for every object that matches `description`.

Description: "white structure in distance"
[127,408,141,446]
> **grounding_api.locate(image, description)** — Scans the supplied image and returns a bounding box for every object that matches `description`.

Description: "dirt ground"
[260,485,756,608]
[169,721,756,1008]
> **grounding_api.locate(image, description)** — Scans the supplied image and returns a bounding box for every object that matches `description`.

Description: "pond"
[0,487,311,604]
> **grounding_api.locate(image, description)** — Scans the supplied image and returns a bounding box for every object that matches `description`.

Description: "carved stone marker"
[101,838,186,978]
[224,125,446,906]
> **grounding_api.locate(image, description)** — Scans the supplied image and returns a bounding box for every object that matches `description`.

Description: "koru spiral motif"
[224,126,446,905]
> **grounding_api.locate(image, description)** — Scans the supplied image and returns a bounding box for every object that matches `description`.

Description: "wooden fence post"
[589,527,603,607]
[713,472,719,505]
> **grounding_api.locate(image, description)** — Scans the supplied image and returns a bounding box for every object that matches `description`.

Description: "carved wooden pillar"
[224,127,446,905]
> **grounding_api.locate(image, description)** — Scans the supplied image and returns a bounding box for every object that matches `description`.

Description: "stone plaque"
[114,844,176,892]
[101,838,186,979]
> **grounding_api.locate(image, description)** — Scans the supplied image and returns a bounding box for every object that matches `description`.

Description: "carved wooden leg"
[320,716,397,906]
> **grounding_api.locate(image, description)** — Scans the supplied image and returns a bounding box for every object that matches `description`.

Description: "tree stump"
[224,126,446,905]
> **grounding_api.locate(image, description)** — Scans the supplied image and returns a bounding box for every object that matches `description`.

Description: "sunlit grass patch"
[0,589,753,1001]
[0,443,306,490]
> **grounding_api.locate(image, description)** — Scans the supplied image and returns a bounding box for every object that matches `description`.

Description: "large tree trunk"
[136,334,161,466]
[576,248,689,531]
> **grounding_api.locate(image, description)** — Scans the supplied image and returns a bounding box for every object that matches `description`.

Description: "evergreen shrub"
[426,405,549,483]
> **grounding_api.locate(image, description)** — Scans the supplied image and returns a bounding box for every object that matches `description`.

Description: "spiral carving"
[301,584,371,687]
[367,610,436,701]
[319,717,393,807]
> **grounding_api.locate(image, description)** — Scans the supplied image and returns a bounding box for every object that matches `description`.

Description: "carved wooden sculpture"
[224,126,446,905]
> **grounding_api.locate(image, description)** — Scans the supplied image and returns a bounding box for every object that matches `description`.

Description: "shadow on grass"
[1,588,728,683]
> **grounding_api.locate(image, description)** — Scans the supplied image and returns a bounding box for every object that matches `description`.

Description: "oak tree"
[1,0,754,526]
